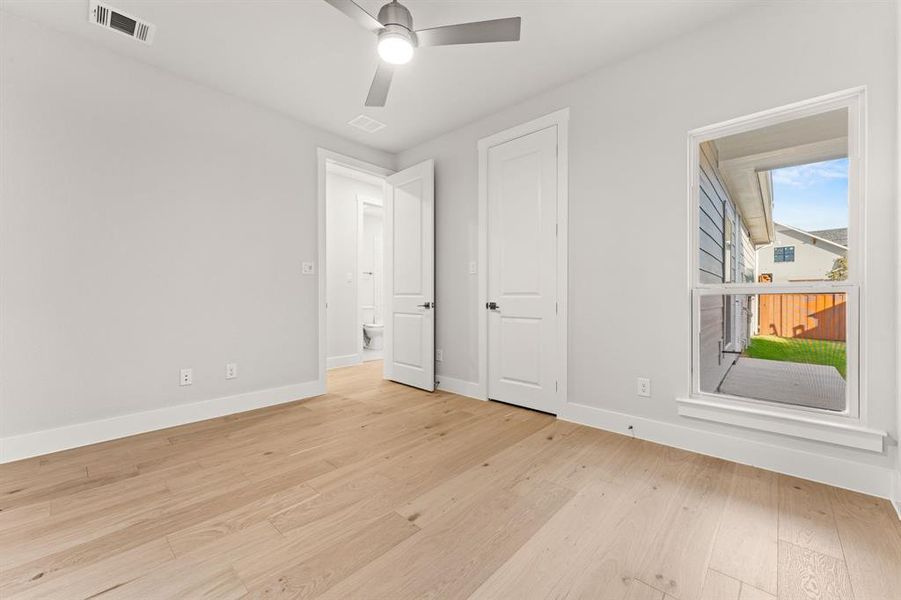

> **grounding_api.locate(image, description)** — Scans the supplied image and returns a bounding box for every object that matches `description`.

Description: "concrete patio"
[719,356,846,411]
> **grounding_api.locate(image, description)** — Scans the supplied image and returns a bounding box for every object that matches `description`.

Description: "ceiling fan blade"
[415,17,521,47]
[365,62,394,107]
[323,0,383,34]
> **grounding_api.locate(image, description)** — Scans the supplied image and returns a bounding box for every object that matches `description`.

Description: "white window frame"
[680,87,886,452]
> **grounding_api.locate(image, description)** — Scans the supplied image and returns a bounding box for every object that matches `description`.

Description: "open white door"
[384,160,435,391]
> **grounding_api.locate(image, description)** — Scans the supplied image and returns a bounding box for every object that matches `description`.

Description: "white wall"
[325,171,383,363]
[398,2,898,477]
[0,13,393,449]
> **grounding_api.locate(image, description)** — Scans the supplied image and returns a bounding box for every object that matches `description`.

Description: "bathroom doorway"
[324,158,389,371]
[358,198,384,363]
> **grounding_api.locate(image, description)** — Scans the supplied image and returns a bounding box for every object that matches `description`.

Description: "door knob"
[486,301,500,310]
[417,302,434,309]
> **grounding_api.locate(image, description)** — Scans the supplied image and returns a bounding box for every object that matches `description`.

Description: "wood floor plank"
[709,464,779,596]
[632,452,733,599]
[828,487,901,600]
[778,475,844,560]
[469,445,721,600]
[698,569,741,600]
[239,512,419,598]
[317,478,574,599]
[5,538,174,600]
[0,501,49,531]
[0,360,897,600]
[739,583,776,600]
[167,481,319,556]
[777,540,854,600]
[624,579,666,600]
[99,522,282,600]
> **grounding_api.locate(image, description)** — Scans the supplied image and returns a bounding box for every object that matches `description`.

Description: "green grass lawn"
[745,335,846,379]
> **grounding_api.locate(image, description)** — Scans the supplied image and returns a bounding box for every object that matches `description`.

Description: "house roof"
[808,228,848,247]
[774,222,847,252]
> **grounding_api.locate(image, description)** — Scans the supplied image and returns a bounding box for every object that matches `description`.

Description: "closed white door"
[487,126,558,413]
[384,160,435,391]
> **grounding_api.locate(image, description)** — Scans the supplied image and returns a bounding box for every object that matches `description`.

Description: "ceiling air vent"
[88,1,156,45]
[348,114,386,134]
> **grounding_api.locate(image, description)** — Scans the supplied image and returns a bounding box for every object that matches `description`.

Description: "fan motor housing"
[377,1,413,31]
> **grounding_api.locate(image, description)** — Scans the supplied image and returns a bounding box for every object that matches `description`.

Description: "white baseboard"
[0,380,325,464]
[437,375,483,400]
[559,401,895,500]
[327,354,362,370]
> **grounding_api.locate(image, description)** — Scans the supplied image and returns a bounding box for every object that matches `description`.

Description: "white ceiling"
[2,0,755,153]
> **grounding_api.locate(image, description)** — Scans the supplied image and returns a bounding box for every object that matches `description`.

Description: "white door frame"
[476,108,570,405]
[317,148,394,391]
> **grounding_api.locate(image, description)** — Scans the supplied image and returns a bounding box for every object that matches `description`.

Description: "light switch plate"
[302,262,315,275]
[436,349,443,362]
[469,261,477,274]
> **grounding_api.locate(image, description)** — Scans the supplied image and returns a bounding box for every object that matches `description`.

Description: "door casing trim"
[476,108,570,411]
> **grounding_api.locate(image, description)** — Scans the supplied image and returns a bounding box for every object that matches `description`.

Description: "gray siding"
[698,143,725,285]
[697,142,758,393]
[698,143,757,392]
[698,142,729,393]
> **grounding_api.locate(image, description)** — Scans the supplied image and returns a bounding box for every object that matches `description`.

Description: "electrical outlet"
[302,261,315,275]
[436,349,443,362]
[179,368,193,386]
[226,363,237,380]
[637,377,651,397]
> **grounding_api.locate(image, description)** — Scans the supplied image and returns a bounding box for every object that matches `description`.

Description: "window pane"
[698,292,847,412]
[698,108,849,285]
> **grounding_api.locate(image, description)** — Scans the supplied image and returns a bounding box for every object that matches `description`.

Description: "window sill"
[676,397,886,452]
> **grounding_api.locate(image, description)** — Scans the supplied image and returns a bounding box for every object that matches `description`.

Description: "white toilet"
[362,323,384,350]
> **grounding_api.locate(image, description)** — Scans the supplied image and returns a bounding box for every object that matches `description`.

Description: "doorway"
[359,199,384,363]
[477,109,569,414]
[324,160,387,370]
[317,150,436,393]
[317,150,392,390]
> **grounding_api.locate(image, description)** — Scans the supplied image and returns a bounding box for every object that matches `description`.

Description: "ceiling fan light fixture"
[377,30,414,65]
[323,0,523,106]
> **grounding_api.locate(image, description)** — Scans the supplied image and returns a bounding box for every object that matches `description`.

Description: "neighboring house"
[756,222,847,282]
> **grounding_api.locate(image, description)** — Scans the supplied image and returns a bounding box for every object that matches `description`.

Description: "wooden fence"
[757,293,846,342]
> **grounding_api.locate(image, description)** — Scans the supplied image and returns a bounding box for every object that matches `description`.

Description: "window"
[689,91,862,426]
[774,246,795,262]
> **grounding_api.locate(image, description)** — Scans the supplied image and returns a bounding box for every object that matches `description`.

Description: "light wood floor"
[2,361,899,600]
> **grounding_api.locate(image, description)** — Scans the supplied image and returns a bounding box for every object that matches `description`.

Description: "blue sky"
[771,158,848,231]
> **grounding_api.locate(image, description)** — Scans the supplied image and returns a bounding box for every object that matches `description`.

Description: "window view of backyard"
[695,108,852,412]
[700,292,847,411]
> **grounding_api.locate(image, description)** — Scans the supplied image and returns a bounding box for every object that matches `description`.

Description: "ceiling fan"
[324,0,522,107]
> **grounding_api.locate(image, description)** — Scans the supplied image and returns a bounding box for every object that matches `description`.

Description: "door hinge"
[555,301,558,315]
[555,380,558,392]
